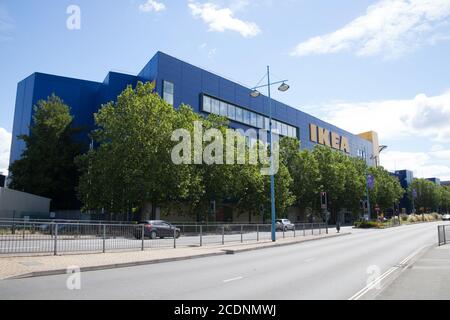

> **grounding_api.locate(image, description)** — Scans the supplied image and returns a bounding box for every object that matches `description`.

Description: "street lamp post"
[364,145,388,220]
[250,66,289,242]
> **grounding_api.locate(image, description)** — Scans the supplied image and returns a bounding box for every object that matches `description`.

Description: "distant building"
[442,181,450,187]
[393,170,414,214]
[0,187,51,219]
[426,177,441,186]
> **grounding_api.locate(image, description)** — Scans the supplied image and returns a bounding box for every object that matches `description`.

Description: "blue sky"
[1,0,450,180]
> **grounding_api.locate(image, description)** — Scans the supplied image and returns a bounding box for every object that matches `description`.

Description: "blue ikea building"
[10,51,379,171]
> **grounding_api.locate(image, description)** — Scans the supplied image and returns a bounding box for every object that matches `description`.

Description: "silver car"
[442,214,450,221]
[276,219,295,231]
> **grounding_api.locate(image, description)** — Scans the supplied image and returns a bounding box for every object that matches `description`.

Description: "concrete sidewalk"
[376,244,450,300]
[0,231,349,280]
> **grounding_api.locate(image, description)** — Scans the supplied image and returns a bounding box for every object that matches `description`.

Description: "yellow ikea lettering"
[309,123,351,154]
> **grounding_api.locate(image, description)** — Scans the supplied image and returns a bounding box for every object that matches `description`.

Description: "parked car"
[276,219,295,231]
[135,220,181,239]
[442,214,450,221]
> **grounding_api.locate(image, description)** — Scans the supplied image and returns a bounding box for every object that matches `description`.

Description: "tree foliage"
[407,178,446,213]
[8,94,83,210]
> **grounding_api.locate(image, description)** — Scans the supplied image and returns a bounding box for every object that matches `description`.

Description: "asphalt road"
[0,222,444,300]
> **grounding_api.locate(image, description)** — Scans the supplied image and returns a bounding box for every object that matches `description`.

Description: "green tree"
[440,186,450,213]
[280,137,320,211]
[77,82,196,218]
[8,94,83,210]
[308,146,373,222]
[407,179,441,213]
[368,166,404,215]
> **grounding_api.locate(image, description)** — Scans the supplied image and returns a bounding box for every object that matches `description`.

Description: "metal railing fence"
[438,225,449,246]
[0,221,327,256]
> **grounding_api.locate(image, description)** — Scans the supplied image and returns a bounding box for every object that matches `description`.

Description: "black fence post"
[174,228,177,249]
[53,223,58,256]
[222,226,225,245]
[141,224,144,251]
[103,224,106,253]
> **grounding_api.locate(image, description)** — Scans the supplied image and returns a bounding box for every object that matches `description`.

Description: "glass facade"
[163,80,174,105]
[202,95,298,138]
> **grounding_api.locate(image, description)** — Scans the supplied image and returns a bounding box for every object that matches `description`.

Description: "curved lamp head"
[250,90,261,98]
[278,82,290,92]
[379,145,388,153]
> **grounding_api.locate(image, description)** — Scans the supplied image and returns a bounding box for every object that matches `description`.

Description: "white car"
[442,214,450,221]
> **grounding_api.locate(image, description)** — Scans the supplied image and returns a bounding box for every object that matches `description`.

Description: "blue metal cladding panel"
[9,73,102,166]
[32,73,101,135]
[96,72,138,108]
[9,76,30,165]
[10,51,375,168]
[138,53,159,81]
[154,52,374,163]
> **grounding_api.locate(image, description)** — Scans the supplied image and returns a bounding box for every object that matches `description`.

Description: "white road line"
[223,276,243,283]
[348,246,427,300]
[348,267,398,300]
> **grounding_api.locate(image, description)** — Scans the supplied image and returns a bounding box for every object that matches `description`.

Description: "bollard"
[444,226,447,245]
[174,228,177,249]
[200,225,203,247]
[103,224,106,253]
[53,223,58,256]
[141,224,145,251]
[222,226,225,245]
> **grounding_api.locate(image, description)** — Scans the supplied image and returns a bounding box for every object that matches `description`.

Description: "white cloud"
[0,5,14,41]
[302,91,450,180]
[0,127,12,175]
[188,1,261,37]
[291,0,450,58]
[305,91,450,142]
[139,0,166,13]
[198,42,217,59]
[381,150,450,180]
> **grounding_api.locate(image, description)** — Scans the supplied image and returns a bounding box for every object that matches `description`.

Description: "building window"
[201,94,297,138]
[163,81,174,105]
[212,98,220,115]
[281,123,288,136]
[243,110,250,125]
[257,114,264,129]
[220,101,228,116]
[203,96,211,113]
[236,107,243,122]
[228,104,236,120]
[250,112,257,127]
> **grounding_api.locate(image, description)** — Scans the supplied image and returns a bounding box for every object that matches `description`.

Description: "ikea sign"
[309,124,350,154]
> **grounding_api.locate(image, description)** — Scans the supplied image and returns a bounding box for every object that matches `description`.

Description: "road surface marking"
[348,246,427,300]
[223,276,243,283]
[348,267,397,300]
